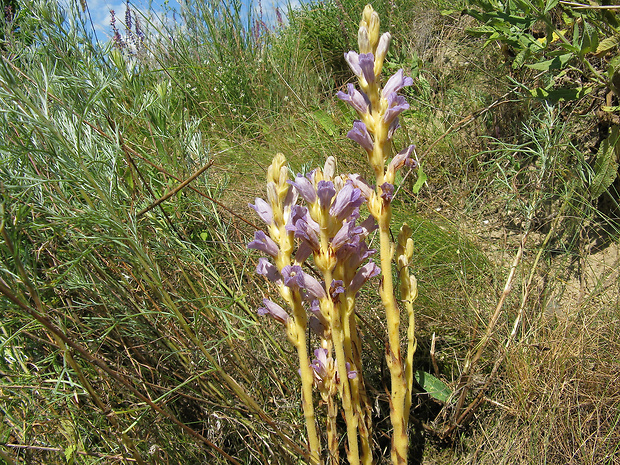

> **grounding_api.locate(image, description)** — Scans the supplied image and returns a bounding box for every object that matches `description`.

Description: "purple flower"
[283,184,299,211]
[344,51,362,78]
[331,220,363,252]
[330,183,365,222]
[288,175,316,203]
[358,215,378,236]
[347,121,374,152]
[358,53,375,83]
[383,93,409,125]
[317,180,336,209]
[248,231,279,257]
[302,273,327,300]
[295,241,313,265]
[249,198,273,225]
[337,84,370,115]
[380,182,394,202]
[387,145,416,178]
[311,348,330,381]
[330,280,345,300]
[348,174,374,199]
[310,348,357,384]
[256,257,282,283]
[387,118,401,140]
[382,69,414,98]
[257,298,290,324]
[349,261,381,295]
[345,362,357,379]
[343,241,376,272]
[281,265,327,299]
[282,264,304,289]
[286,206,321,250]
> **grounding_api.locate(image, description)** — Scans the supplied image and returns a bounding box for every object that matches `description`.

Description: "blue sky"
[76,0,297,44]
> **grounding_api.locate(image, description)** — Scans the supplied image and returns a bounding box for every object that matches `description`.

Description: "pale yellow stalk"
[265,154,322,464]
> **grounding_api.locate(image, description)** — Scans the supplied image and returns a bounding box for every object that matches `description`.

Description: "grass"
[1,0,619,463]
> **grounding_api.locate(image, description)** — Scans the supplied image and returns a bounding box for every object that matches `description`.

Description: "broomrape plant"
[248,5,419,464]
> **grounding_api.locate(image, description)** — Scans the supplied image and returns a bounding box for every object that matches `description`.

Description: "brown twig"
[136,159,214,217]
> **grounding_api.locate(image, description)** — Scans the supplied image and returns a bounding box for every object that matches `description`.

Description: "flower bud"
[358,26,371,54]
[374,32,391,77]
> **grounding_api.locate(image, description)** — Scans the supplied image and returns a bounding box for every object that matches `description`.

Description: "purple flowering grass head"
[347,121,374,152]
[248,230,279,257]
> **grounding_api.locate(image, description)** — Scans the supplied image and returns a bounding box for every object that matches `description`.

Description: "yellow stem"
[377,202,409,465]
[291,296,322,464]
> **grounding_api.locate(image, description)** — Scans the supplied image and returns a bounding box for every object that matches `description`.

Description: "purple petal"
[345,362,357,379]
[344,51,362,78]
[330,183,365,222]
[383,94,409,125]
[330,280,345,300]
[348,174,374,199]
[301,272,327,300]
[247,231,279,257]
[375,32,391,63]
[349,261,381,295]
[382,69,414,98]
[337,83,370,115]
[314,348,329,370]
[317,180,336,209]
[358,215,378,236]
[256,257,282,283]
[292,216,320,250]
[283,184,299,211]
[281,265,304,289]
[286,205,308,231]
[387,145,416,177]
[258,298,290,324]
[380,182,394,202]
[347,120,374,152]
[249,198,273,225]
[344,242,376,271]
[295,241,314,264]
[288,175,317,203]
[387,118,401,140]
[309,315,326,338]
[358,53,375,83]
[331,220,363,251]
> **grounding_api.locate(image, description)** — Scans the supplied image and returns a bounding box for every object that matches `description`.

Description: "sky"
[71,0,297,45]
